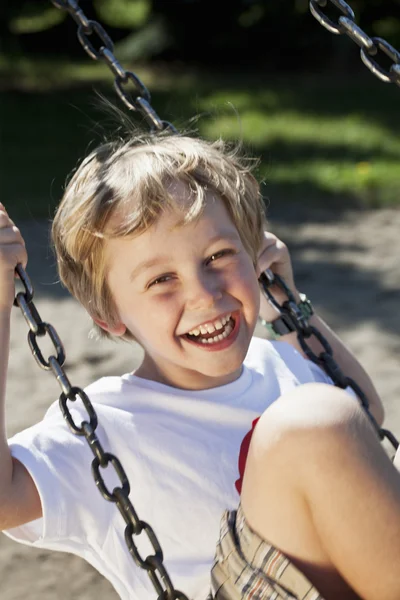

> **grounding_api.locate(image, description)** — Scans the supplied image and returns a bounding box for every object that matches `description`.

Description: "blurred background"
[1,0,400,220]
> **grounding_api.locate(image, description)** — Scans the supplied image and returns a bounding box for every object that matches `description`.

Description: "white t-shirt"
[4,338,333,600]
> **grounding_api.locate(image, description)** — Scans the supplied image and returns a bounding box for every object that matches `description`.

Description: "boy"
[0,132,400,600]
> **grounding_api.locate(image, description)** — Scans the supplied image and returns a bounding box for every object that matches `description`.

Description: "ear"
[92,317,127,337]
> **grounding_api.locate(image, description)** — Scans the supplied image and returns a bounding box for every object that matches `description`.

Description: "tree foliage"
[1,0,400,70]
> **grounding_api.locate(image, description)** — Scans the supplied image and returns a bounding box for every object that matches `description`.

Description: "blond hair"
[52,132,266,341]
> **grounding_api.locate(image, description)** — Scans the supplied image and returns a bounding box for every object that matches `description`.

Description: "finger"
[0,243,28,271]
[260,232,278,250]
[14,247,28,272]
[257,248,282,277]
[259,245,287,268]
[0,211,14,229]
[0,226,25,244]
[0,204,10,218]
[259,232,288,255]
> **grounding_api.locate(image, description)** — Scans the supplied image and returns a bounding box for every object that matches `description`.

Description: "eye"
[148,274,174,288]
[206,249,235,265]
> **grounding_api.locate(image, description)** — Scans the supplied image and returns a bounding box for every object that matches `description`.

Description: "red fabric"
[235,417,260,494]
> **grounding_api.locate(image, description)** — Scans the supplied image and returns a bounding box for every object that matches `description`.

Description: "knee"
[242,383,384,511]
[249,383,370,459]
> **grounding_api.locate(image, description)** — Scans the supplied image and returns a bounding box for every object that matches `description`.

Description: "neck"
[134,354,242,391]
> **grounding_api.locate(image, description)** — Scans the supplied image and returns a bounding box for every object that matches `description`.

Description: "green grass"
[10,0,150,34]
[1,57,400,219]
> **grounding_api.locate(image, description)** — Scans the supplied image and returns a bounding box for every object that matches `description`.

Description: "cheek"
[236,262,260,319]
[126,294,181,339]
[234,258,259,295]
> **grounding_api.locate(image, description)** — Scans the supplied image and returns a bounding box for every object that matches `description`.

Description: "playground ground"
[1,203,400,599]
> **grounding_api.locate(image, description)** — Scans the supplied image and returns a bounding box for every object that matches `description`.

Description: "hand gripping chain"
[259,269,399,452]
[309,0,400,87]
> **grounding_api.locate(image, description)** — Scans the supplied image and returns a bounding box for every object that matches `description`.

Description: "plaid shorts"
[209,504,324,600]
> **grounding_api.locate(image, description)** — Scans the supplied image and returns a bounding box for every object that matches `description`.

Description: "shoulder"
[43,374,134,421]
[84,374,129,398]
[245,336,303,368]
[245,336,331,384]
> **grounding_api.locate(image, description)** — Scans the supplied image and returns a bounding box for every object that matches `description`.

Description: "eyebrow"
[129,231,240,282]
[129,256,169,282]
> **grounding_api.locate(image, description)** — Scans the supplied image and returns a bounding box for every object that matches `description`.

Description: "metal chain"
[14,265,189,600]
[20,1,180,597]
[259,270,399,452]
[13,3,397,599]
[50,0,178,132]
[309,0,400,87]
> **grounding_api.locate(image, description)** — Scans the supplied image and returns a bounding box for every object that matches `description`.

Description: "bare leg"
[241,383,400,600]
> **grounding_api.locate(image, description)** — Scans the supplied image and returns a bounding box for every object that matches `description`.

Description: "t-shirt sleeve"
[268,339,357,398]
[297,350,359,401]
[3,403,116,551]
[306,359,334,384]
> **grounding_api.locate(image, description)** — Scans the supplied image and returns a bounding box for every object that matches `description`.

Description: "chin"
[199,358,244,381]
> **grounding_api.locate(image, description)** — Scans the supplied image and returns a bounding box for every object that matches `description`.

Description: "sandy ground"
[1,205,400,599]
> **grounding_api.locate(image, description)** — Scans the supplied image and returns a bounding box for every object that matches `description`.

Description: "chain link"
[50,0,177,132]
[28,1,179,596]
[309,0,400,87]
[307,0,399,440]
[14,267,189,600]
[28,322,66,370]
[259,271,399,451]
[77,20,114,60]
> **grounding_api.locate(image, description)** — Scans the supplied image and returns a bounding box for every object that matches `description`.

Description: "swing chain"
[50,0,177,133]
[14,264,189,600]
[19,3,398,599]
[259,270,399,452]
[309,0,400,87]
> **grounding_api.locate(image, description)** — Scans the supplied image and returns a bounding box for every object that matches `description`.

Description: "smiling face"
[96,186,260,390]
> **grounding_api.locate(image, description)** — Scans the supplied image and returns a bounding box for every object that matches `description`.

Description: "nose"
[185,271,223,311]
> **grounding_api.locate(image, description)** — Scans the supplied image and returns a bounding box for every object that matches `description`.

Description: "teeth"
[187,313,232,336]
[200,320,233,344]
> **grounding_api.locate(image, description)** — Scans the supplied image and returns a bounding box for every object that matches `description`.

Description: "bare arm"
[257,232,384,426]
[0,311,14,503]
[0,205,42,531]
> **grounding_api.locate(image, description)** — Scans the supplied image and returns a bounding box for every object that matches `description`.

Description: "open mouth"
[183,315,236,345]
